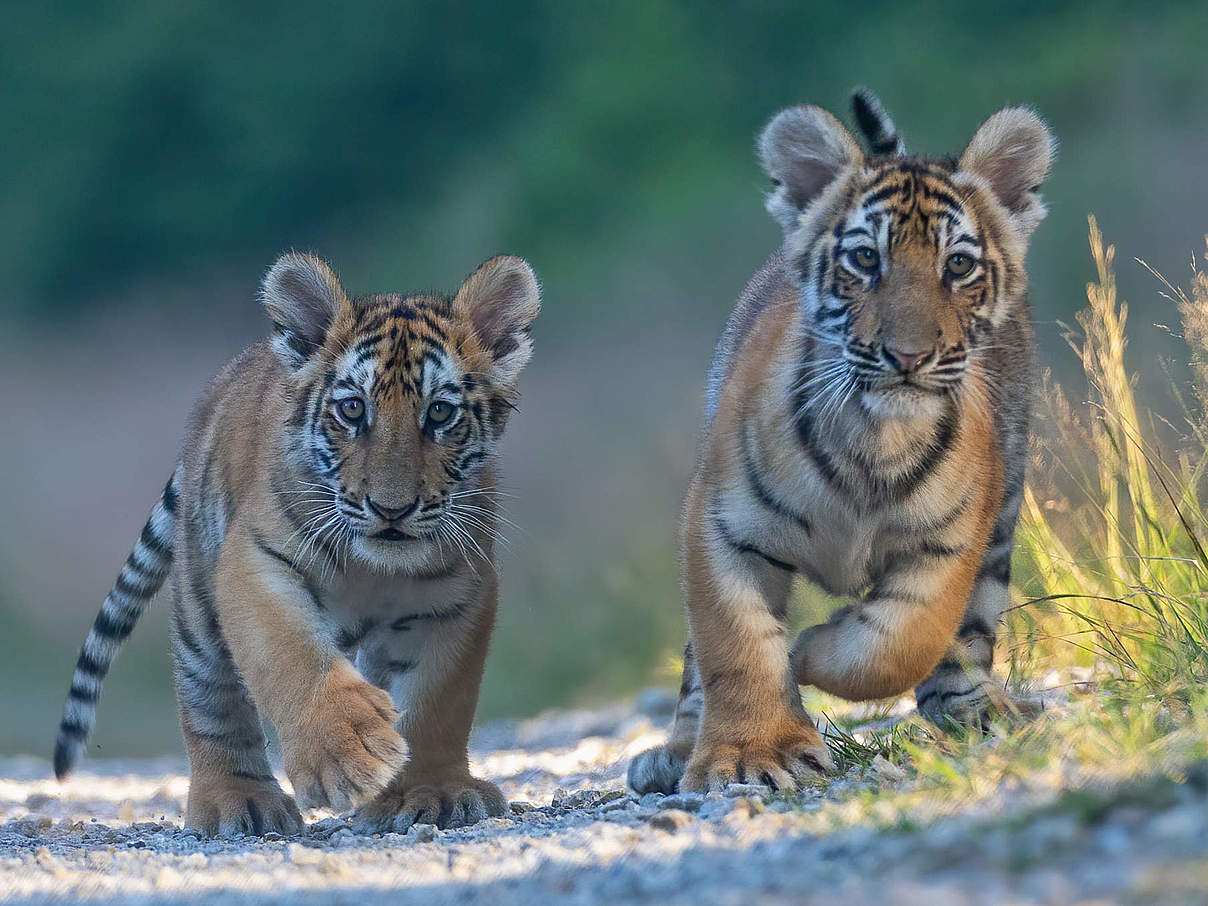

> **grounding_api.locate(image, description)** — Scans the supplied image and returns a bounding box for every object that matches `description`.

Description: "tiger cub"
[630,91,1052,794]
[54,253,540,835]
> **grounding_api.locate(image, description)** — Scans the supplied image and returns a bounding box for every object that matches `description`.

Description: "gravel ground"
[2,692,1206,906]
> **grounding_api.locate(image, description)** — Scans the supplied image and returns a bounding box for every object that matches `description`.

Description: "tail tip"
[53,738,79,780]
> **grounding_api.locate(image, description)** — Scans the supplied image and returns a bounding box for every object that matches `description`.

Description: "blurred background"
[2,0,1206,757]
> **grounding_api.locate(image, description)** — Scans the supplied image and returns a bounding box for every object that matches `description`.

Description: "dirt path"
[2,695,1206,905]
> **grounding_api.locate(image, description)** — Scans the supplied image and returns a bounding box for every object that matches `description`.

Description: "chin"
[351,532,440,573]
[861,385,948,420]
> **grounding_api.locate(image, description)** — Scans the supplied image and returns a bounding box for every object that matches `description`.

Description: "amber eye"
[426,400,456,426]
[849,247,880,273]
[337,397,365,423]
[945,253,976,278]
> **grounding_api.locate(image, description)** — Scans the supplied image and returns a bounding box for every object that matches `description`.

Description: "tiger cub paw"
[185,775,304,837]
[627,744,687,795]
[680,716,834,794]
[281,661,407,812]
[914,663,1007,731]
[352,771,507,833]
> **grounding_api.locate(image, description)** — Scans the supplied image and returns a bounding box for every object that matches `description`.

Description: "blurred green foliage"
[4,0,1206,321]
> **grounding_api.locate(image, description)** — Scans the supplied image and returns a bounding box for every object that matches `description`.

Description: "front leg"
[215,528,406,812]
[354,570,506,832]
[789,489,995,701]
[679,482,833,794]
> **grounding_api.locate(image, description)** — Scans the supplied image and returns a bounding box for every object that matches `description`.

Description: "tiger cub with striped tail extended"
[629,91,1053,794]
[54,252,540,836]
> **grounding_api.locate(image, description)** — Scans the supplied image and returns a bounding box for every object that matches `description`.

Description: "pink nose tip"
[884,346,931,373]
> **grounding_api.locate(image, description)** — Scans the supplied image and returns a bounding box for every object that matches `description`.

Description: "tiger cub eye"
[338,397,365,422]
[427,401,455,425]
[850,247,880,272]
[945,253,976,278]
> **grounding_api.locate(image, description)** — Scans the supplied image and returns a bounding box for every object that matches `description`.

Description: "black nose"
[365,496,420,522]
[883,345,932,374]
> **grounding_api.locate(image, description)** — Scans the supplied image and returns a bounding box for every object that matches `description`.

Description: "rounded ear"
[758,104,863,234]
[261,252,346,367]
[453,255,541,386]
[959,107,1056,236]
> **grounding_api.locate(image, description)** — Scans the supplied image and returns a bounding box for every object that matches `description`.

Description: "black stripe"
[76,649,110,679]
[739,422,814,533]
[390,601,468,631]
[139,520,170,557]
[233,770,276,783]
[162,475,179,514]
[92,607,136,641]
[335,618,375,652]
[711,509,795,573]
[58,719,87,740]
[958,618,995,640]
[113,571,150,600]
[978,551,1012,583]
[68,681,99,703]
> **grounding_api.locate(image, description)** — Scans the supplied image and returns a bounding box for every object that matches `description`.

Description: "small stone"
[407,823,437,842]
[594,790,629,807]
[871,755,907,782]
[261,832,284,842]
[287,842,324,865]
[723,783,771,799]
[24,792,54,810]
[509,801,535,815]
[550,788,570,807]
[331,829,357,847]
[698,799,735,820]
[638,792,664,809]
[657,793,704,812]
[649,809,695,832]
[728,797,766,819]
[599,798,636,814]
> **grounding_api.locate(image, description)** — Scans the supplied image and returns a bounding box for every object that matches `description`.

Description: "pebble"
[649,809,694,832]
[657,792,704,812]
[723,784,771,799]
[637,792,664,809]
[406,824,437,842]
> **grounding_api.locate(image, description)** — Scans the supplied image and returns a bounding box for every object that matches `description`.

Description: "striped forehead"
[337,296,460,400]
[842,163,979,250]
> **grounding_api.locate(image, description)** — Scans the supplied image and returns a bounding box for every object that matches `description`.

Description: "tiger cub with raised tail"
[54,253,540,836]
[630,90,1052,795]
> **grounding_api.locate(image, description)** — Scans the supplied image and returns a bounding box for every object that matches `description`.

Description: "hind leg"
[914,493,1020,727]
[172,589,303,837]
[627,645,703,794]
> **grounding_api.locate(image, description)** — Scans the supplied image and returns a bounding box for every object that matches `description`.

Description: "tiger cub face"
[760,104,1053,419]
[263,254,539,571]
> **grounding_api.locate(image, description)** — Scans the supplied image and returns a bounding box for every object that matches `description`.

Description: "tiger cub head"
[759,93,1054,419]
[262,253,540,570]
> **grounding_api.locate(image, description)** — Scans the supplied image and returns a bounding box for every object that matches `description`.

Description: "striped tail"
[851,87,905,157]
[53,467,180,779]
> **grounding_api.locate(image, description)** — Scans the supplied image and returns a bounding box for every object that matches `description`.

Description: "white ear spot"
[453,256,541,387]
[959,107,1056,238]
[758,104,864,235]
